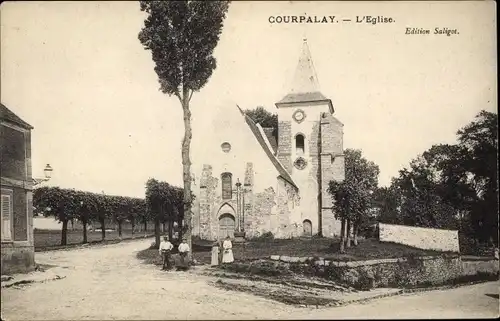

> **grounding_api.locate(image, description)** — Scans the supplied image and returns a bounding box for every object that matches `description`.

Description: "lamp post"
[33,164,53,186]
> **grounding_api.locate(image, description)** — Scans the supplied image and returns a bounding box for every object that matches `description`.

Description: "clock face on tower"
[293,109,306,123]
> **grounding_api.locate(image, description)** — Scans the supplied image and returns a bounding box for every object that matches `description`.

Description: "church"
[191,40,345,241]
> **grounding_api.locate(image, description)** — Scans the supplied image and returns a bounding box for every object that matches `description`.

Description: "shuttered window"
[1,193,13,241]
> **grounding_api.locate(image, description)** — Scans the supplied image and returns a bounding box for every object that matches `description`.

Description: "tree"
[145,178,183,247]
[372,185,402,225]
[33,187,79,246]
[391,157,459,230]
[244,106,278,129]
[328,149,380,252]
[76,191,99,244]
[456,110,498,244]
[112,196,129,239]
[139,1,230,254]
[95,194,113,241]
[128,198,145,235]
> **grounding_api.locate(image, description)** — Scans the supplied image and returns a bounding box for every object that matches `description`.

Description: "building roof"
[277,92,329,105]
[276,39,333,109]
[0,103,33,129]
[237,105,297,189]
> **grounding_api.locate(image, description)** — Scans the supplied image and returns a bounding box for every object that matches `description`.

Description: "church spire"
[276,39,331,108]
[290,38,320,94]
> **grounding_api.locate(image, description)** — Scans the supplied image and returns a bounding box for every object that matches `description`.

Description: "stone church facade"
[192,40,345,240]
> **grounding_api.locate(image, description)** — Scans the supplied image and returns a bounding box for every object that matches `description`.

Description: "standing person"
[211,240,220,266]
[218,239,224,264]
[178,238,190,271]
[222,236,234,264]
[159,236,173,271]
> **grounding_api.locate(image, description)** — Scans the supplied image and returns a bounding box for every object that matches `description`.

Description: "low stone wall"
[262,254,498,289]
[378,223,459,252]
[461,258,499,276]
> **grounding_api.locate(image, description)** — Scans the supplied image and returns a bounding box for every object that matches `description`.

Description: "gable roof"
[0,103,33,129]
[237,105,297,189]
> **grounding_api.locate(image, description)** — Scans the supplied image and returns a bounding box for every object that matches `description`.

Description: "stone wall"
[461,258,499,276]
[277,121,292,173]
[247,187,275,238]
[379,223,460,252]
[319,113,344,237]
[198,164,219,240]
[266,254,495,289]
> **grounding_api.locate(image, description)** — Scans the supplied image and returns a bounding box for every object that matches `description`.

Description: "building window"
[221,142,231,153]
[295,134,305,156]
[221,172,232,200]
[1,190,13,242]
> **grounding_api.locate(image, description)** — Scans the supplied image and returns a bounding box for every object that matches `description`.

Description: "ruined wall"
[198,164,219,240]
[197,161,304,240]
[246,187,276,238]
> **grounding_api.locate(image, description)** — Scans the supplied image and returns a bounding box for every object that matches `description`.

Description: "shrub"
[250,231,274,242]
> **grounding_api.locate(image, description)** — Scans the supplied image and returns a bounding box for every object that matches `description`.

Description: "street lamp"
[33,164,53,186]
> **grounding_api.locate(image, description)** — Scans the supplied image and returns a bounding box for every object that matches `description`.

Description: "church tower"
[275,39,345,237]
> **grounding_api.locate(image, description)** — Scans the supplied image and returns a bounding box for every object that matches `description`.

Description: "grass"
[136,237,457,266]
[34,229,154,251]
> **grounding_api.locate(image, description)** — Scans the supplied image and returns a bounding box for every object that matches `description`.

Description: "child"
[158,236,173,270]
[177,238,191,271]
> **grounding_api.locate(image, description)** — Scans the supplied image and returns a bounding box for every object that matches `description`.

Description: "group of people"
[211,236,234,266]
[158,236,191,271]
[158,235,235,271]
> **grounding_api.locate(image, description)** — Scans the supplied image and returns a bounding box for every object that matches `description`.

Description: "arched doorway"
[219,213,235,239]
[303,219,312,237]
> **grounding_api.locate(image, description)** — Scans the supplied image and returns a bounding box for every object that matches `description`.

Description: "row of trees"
[33,178,186,247]
[33,187,146,246]
[327,110,498,253]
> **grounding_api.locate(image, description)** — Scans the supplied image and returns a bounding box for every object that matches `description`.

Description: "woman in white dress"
[222,236,234,264]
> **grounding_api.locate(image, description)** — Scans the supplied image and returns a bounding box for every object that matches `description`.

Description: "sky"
[1,1,496,198]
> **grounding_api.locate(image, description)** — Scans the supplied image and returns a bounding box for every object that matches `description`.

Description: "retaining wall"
[260,254,498,289]
[461,257,499,276]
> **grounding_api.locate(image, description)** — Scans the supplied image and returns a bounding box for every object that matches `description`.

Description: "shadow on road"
[485,293,499,299]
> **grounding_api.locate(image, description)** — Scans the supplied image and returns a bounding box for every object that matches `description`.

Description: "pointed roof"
[0,103,33,129]
[276,39,333,112]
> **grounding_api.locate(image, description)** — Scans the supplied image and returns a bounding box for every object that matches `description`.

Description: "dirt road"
[1,238,498,320]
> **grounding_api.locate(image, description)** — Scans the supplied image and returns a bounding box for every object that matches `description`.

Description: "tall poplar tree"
[138,1,230,253]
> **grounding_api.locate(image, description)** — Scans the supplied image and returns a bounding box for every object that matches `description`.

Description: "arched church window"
[296,134,305,156]
[221,172,232,199]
